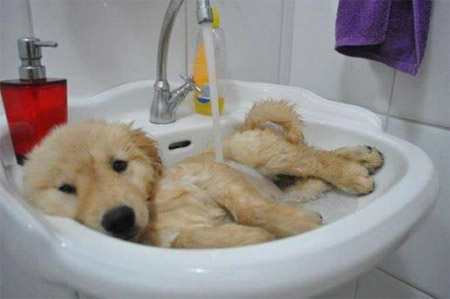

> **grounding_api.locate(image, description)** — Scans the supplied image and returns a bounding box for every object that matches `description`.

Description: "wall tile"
[29,0,186,99]
[379,118,450,298]
[289,0,395,114]
[0,0,34,115]
[186,0,284,84]
[390,0,450,128]
[0,0,33,80]
[315,279,357,299]
[356,268,433,299]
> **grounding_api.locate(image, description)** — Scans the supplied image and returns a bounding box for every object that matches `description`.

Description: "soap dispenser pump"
[0,37,67,165]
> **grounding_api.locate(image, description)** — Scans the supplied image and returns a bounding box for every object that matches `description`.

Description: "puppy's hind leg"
[199,163,323,239]
[171,224,274,249]
[222,130,375,195]
[334,145,384,174]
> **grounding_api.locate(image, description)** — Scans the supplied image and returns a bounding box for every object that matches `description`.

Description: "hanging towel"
[335,0,432,76]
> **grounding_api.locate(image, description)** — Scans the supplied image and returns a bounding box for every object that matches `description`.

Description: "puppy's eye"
[112,160,128,173]
[58,184,77,195]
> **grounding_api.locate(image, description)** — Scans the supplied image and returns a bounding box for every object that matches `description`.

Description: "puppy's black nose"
[101,206,136,239]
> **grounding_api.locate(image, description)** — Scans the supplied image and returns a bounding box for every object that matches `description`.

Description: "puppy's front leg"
[199,163,322,238]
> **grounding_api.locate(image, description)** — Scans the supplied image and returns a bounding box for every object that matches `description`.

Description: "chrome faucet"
[150,0,213,124]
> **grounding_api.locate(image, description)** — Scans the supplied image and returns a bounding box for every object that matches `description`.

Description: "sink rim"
[43,128,435,257]
[0,80,438,297]
[67,79,384,134]
[0,126,436,296]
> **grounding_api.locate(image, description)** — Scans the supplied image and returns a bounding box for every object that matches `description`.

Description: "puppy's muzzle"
[101,205,138,240]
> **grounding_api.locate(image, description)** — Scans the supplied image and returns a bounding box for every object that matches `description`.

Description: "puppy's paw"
[334,145,384,174]
[303,210,323,225]
[349,174,375,195]
[293,208,323,226]
[335,162,375,195]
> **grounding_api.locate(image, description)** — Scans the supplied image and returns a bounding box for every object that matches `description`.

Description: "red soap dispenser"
[0,38,67,165]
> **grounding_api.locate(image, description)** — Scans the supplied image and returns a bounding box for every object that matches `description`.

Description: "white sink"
[0,80,438,298]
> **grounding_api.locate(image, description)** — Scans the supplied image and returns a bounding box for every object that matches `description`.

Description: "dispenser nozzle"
[17,37,58,80]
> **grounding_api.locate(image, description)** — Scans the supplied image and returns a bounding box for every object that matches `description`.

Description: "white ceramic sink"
[0,80,438,298]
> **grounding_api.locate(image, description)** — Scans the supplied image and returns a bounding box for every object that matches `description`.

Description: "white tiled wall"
[316,279,358,299]
[381,118,450,298]
[0,0,34,115]
[389,0,450,128]
[1,0,448,298]
[29,0,186,100]
[0,0,33,80]
[289,0,396,115]
[356,269,434,299]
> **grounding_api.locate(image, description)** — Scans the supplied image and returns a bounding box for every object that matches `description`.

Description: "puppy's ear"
[130,128,162,176]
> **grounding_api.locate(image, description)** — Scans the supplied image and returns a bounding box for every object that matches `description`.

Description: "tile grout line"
[376,267,437,299]
[277,0,295,85]
[276,0,285,84]
[184,0,188,75]
[384,70,397,132]
[377,112,450,131]
[380,70,449,132]
[352,277,360,299]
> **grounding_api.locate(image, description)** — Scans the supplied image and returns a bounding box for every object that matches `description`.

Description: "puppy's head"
[24,121,162,241]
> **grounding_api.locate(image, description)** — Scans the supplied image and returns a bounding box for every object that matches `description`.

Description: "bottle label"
[197,85,210,103]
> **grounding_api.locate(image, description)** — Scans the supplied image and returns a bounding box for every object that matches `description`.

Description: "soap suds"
[299,191,359,224]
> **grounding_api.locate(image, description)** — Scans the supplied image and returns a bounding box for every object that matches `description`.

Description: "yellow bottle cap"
[212,7,220,29]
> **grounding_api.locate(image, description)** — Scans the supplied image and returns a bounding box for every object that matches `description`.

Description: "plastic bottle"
[193,8,228,116]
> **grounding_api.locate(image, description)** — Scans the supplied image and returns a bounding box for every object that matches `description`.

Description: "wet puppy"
[24,100,383,248]
[24,121,162,240]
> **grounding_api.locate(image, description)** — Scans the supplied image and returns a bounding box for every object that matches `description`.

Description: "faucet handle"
[180,73,201,92]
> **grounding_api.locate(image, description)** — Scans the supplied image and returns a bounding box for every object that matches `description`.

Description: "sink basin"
[0,80,438,298]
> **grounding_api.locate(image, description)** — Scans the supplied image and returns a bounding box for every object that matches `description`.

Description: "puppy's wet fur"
[24,121,162,240]
[25,100,383,248]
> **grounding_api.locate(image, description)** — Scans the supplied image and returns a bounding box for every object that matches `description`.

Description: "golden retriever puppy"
[24,121,162,240]
[24,100,383,248]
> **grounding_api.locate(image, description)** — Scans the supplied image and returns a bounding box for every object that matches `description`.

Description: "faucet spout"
[196,0,214,24]
[150,0,213,124]
[155,0,184,83]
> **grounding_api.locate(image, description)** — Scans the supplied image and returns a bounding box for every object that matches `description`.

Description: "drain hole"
[168,140,191,150]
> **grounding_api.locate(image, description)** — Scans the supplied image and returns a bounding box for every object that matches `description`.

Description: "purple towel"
[335,0,432,76]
